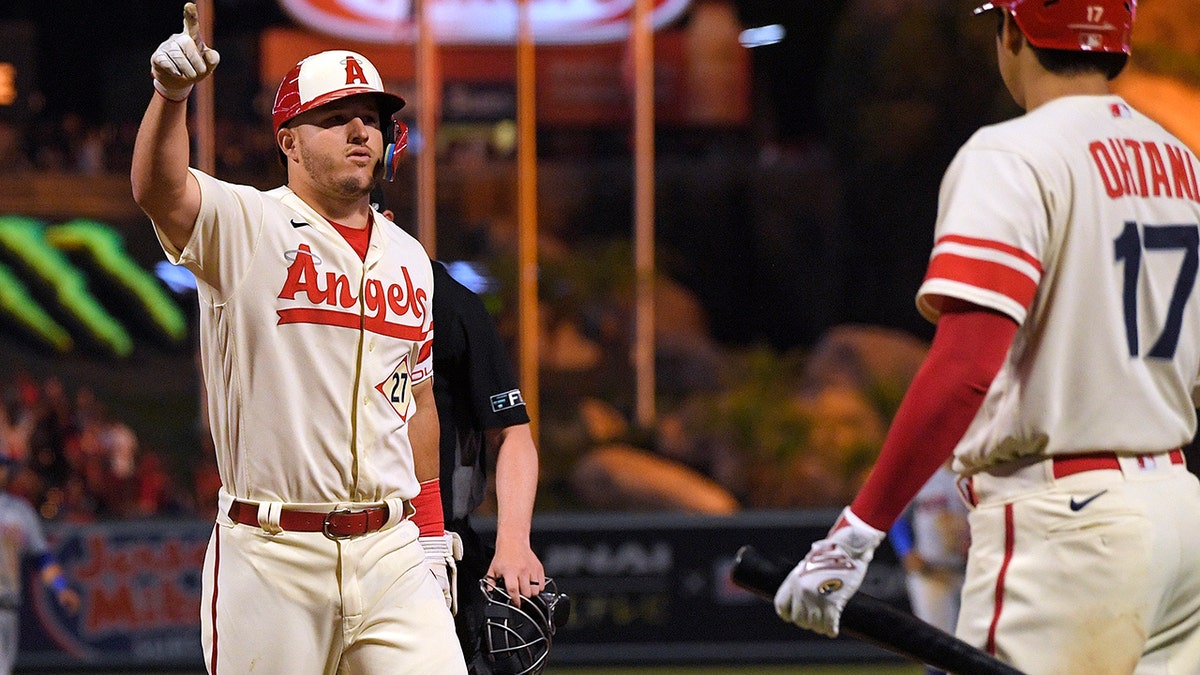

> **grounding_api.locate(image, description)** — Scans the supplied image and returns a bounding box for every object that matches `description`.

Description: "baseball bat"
[731,545,1025,675]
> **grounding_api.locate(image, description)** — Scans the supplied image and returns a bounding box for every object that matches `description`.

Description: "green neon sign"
[0,216,188,358]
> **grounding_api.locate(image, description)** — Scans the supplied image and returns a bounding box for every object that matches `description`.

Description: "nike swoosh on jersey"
[290,219,310,228]
[1069,489,1108,512]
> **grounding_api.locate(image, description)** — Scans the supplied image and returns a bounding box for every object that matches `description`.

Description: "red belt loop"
[227,501,392,539]
[957,475,978,507]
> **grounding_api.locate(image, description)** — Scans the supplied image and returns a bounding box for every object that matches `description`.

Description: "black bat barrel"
[730,545,1025,675]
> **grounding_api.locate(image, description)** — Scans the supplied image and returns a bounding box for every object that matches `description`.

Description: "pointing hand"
[150,2,221,101]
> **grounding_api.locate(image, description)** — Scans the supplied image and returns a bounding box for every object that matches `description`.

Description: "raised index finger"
[183,3,203,46]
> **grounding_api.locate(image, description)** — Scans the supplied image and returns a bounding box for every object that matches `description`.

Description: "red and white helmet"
[271,50,406,133]
[974,0,1136,54]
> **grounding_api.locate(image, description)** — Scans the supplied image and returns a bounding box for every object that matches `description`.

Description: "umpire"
[431,260,546,674]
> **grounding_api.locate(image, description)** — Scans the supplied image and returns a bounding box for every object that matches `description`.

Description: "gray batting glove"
[150,2,220,101]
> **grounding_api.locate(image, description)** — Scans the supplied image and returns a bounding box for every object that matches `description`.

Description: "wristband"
[830,506,887,559]
[153,79,193,102]
[50,576,68,594]
[410,478,445,538]
[889,517,914,558]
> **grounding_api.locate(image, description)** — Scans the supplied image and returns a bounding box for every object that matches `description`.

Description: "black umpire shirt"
[431,261,531,524]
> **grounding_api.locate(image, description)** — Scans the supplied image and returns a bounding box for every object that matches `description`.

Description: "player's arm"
[850,298,1017,529]
[887,511,914,560]
[485,422,545,604]
[409,376,443,534]
[36,554,79,614]
[410,377,461,612]
[130,3,219,251]
[409,377,440,483]
[775,298,1017,636]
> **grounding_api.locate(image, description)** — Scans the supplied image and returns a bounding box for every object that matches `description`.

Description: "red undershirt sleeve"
[849,299,1019,532]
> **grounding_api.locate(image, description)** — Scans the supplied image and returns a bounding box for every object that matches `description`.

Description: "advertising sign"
[16,511,907,670]
[17,520,211,671]
[277,0,693,45]
[514,510,909,664]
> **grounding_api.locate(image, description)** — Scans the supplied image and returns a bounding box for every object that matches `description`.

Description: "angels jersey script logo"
[276,243,428,339]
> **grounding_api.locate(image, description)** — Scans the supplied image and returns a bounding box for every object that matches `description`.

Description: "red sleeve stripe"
[925,253,1039,311]
[935,234,1042,272]
[930,239,1042,282]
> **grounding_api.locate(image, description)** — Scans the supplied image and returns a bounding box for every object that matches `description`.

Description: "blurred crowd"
[0,114,281,178]
[0,371,204,522]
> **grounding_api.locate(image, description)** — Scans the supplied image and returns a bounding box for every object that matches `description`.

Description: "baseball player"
[0,457,79,675]
[887,461,968,675]
[130,5,465,673]
[773,1,1200,673]
[430,261,545,673]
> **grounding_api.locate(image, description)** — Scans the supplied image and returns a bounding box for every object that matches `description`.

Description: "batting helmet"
[272,50,408,179]
[973,0,1135,54]
[481,578,571,675]
[272,50,405,133]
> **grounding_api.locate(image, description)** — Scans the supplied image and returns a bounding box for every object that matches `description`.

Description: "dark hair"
[1031,47,1128,81]
[996,10,1129,81]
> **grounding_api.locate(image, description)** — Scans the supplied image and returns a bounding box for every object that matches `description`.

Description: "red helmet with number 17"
[973,0,1136,54]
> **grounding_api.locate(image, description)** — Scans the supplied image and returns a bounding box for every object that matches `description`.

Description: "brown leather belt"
[1051,449,1184,479]
[228,500,391,539]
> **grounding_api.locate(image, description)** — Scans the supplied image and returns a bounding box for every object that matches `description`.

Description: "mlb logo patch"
[491,389,525,412]
[1079,33,1104,50]
[1110,103,1132,119]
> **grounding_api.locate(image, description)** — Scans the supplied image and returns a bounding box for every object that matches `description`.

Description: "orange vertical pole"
[633,0,656,427]
[516,0,540,439]
[415,0,439,255]
[194,0,215,175]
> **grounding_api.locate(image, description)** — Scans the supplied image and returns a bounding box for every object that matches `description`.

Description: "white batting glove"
[420,532,463,614]
[774,507,885,638]
[150,3,220,101]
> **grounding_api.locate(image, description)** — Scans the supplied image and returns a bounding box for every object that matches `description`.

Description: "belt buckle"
[322,508,357,541]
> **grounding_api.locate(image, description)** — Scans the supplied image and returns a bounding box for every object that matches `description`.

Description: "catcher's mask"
[481,577,570,675]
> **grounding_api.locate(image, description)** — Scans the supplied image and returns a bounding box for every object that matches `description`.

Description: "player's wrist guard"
[413,479,461,613]
[411,478,444,537]
[828,507,887,560]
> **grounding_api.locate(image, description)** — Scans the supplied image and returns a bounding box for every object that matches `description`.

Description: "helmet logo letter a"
[344,56,369,85]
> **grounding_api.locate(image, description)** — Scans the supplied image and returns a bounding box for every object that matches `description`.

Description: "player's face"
[284,95,384,198]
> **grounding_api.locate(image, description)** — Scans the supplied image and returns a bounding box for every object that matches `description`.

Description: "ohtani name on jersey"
[275,243,429,340]
[1089,138,1200,203]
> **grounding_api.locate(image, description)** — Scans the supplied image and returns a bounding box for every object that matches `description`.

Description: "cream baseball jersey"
[154,168,434,504]
[918,95,1200,474]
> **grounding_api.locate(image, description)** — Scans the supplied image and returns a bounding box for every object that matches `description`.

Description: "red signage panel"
[278,0,693,45]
